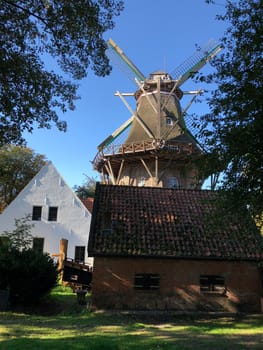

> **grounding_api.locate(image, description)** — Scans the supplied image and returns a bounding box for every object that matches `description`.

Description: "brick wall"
[91,257,262,312]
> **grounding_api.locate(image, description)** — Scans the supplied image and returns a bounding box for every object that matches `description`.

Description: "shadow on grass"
[7,285,85,316]
[1,324,263,350]
[1,286,263,350]
[1,310,263,350]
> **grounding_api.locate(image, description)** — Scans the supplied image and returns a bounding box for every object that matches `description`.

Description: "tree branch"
[2,0,48,25]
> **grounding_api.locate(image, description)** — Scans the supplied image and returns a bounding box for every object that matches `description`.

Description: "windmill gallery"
[87,39,263,312]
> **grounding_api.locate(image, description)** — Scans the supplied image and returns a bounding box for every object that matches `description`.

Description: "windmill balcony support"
[92,139,199,173]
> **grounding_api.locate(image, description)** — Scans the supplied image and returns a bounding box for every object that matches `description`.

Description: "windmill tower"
[93,39,221,189]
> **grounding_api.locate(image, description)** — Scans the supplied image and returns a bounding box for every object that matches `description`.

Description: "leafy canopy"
[0,0,124,145]
[0,145,46,211]
[74,175,97,199]
[198,0,262,220]
[0,215,34,251]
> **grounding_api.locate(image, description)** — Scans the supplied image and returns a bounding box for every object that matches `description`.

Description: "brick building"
[89,41,263,312]
[88,184,263,312]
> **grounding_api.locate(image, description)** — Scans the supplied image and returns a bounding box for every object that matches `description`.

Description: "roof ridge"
[98,183,214,193]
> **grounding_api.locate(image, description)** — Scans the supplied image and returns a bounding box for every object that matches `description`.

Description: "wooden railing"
[93,139,196,170]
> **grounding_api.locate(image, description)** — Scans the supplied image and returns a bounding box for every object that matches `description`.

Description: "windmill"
[92,39,221,189]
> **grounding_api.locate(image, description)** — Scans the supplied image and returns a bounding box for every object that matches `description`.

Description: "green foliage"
[1,216,34,251]
[0,216,58,304]
[198,0,262,220]
[74,175,97,198]
[0,145,46,211]
[0,248,58,304]
[0,0,124,145]
[0,246,58,304]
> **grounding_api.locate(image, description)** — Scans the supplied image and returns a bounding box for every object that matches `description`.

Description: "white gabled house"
[0,162,92,266]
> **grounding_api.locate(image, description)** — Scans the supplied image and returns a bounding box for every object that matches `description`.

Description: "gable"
[88,184,263,261]
[0,162,90,218]
[0,162,91,260]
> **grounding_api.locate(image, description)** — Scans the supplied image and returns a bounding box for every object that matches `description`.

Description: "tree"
[0,0,124,145]
[0,145,46,211]
[74,175,97,198]
[198,0,262,223]
[1,215,34,251]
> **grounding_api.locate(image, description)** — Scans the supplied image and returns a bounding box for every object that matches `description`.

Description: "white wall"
[0,162,92,265]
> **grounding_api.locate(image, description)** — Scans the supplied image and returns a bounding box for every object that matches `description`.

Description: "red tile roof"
[88,184,263,260]
[81,197,94,213]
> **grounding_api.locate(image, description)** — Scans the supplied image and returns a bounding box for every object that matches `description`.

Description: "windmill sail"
[97,116,134,151]
[107,39,145,83]
[100,39,222,150]
[170,40,222,86]
[93,39,222,189]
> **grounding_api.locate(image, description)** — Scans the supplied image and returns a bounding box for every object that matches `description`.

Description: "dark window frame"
[32,237,44,254]
[48,206,58,221]
[32,206,42,221]
[166,117,173,126]
[134,273,160,290]
[200,275,225,294]
[74,246,85,263]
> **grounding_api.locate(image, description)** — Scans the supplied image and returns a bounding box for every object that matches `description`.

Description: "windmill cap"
[148,71,173,81]
[134,71,183,100]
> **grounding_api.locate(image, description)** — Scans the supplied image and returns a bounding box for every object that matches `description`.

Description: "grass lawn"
[0,285,263,350]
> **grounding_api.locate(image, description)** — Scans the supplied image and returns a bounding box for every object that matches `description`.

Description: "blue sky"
[24,0,227,188]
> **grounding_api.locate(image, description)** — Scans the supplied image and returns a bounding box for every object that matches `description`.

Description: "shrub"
[16,250,57,304]
[0,217,58,304]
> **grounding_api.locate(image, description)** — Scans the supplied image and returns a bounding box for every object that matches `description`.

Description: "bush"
[0,246,58,304]
[0,216,58,304]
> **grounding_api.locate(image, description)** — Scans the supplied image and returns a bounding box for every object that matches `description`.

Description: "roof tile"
[88,184,263,260]
[81,197,94,213]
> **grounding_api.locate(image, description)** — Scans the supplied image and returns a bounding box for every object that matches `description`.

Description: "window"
[32,206,42,221]
[48,206,58,221]
[166,117,173,126]
[200,275,225,293]
[138,177,146,187]
[75,246,85,263]
[134,274,160,290]
[32,237,44,254]
[168,176,179,189]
